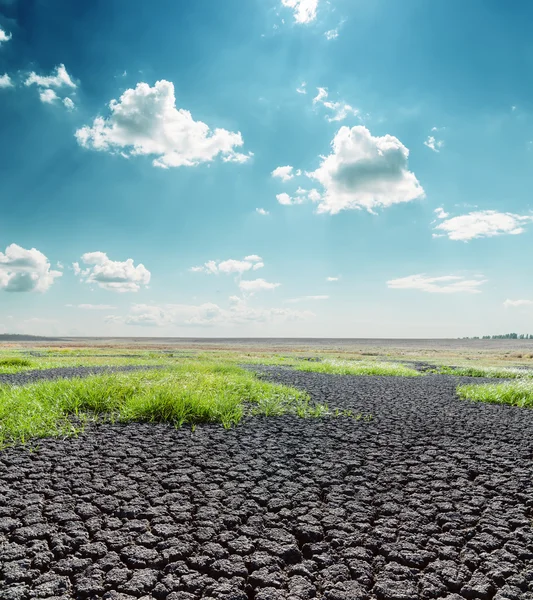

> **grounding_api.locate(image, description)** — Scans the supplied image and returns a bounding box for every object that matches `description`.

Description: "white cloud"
[0,244,62,292]
[25,64,76,89]
[424,135,443,152]
[39,89,59,104]
[239,278,281,292]
[75,80,251,168]
[503,299,533,308]
[387,274,486,294]
[313,87,358,122]
[63,97,74,110]
[286,295,329,303]
[0,28,12,44]
[0,74,13,88]
[75,304,117,310]
[308,125,425,214]
[324,29,339,40]
[191,255,263,275]
[296,82,307,94]
[256,208,269,215]
[74,251,150,292]
[434,210,533,241]
[107,299,313,328]
[272,165,295,181]
[313,87,328,104]
[281,0,318,24]
[326,276,339,282]
[276,192,308,206]
[434,207,449,219]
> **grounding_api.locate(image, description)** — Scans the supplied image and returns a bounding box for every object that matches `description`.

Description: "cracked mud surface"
[1,369,533,599]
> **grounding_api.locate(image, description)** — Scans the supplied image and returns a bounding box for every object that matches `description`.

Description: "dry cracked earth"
[1,367,533,600]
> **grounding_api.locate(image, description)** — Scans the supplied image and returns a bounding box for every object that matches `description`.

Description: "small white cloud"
[276,192,307,206]
[74,251,150,292]
[63,97,75,110]
[313,87,328,104]
[286,295,329,303]
[256,208,269,216]
[0,74,13,88]
[0,244,62,292]
[387,274,486,294]
[308,125,425,214]
[25,64,76,89]
[272,165,295,181]
[39,89,59,104]
[313,87,359,122]
[424,135,444,152]
[434,207,449,219]
[326,276,339,282]
[434,210,533,241]
[0,28,12,44]
[75,80,251,168]
[76,304,117,310]
[190,255,263,275]
[324,28,339,40]
[281,0,318,24]
[503,299,533,308]
[296,82,307,94]
[239,278,281,292]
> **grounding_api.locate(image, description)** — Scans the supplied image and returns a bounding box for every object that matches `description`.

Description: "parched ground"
[1,369,533,600]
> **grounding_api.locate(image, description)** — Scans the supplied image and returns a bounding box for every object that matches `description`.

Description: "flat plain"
[1,338,532,599]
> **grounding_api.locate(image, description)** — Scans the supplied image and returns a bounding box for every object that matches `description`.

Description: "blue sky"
[1,0,533,337]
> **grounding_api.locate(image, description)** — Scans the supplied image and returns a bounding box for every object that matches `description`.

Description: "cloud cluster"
[308,126,425,214]
[387,274,486,294]
[0,244,62,292]
[272,165,299,181]
[106,299,313,328]
[0,27,11,44]
[281,0,318,24]
[73,252,150,292]
[238,278,280,293]
[424,135,443,152]
[276,188,321,205]
[0,73,12,88]
[24,64,76,107]
[76,80,251,168]
[503,299,533,308]
[433,209,533,241]
[256,208,269,216]
[190,255,264,275]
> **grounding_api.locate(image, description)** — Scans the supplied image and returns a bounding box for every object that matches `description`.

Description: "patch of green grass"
[433,365,533,378]
[0,357,32,368]
[457,380,533,408]
[289,358,421,377]
[0,362,330,447]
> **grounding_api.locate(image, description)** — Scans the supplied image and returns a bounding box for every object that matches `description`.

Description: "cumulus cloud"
[286,295,329,303]
[39,89,59,104]
[272,165,295,181]
[190,255,263,275]
[433,210,533,241]
[63,97,74,110]
[503,299,533,308]
[106,299,313,328]
[308,126,425,214]
[387,274,486,294]
[0,27,11,44]
[239,278,281,292]
[0,244,62,292]
[0,73,13,88]
[75,80,251,168]
[25,64,76,89]
[434,207,449,219]
[256,208,269,215]
[326,276,339,282]
[277,188,321,206]
[281,0,318,24]
[424,135,443,152]
[73,251,150,292]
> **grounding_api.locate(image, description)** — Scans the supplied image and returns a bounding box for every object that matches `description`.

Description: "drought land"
[0,338,533,599]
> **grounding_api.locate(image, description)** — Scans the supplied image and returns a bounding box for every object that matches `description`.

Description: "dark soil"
[1,369,533,599]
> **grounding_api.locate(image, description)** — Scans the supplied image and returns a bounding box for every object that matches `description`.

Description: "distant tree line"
[461,333,533,340]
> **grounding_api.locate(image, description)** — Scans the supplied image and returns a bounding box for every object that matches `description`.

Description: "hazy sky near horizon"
[1,0,533,338]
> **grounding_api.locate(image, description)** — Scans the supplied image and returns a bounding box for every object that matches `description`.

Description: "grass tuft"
[434,365,533,378]
[0,362,328,447]
[291,358,421,377]
[457,380,533,408]
[0,357,32,368]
